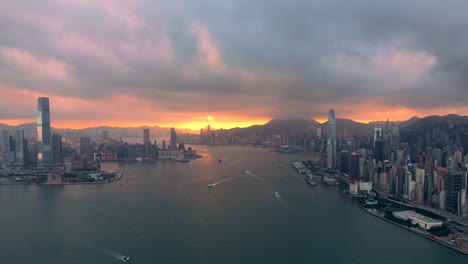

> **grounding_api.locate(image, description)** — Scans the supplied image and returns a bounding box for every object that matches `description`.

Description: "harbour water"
[0,146,466,263]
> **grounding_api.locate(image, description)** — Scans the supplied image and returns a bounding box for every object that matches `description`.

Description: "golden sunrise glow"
[1,107,467,130]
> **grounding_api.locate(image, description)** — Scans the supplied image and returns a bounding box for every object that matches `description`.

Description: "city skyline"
[1,1,468,130]
[0,98,466,131]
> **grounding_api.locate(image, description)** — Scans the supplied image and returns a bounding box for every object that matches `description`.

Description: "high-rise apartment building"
[37,97,51,166]
[327,109,336,169]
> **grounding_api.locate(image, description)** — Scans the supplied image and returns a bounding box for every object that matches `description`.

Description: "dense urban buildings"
[0,98,467,219]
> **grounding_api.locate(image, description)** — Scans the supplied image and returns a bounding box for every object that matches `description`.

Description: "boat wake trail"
[211,175,244,186]
[93,246,127,261]
[244,170,264,182]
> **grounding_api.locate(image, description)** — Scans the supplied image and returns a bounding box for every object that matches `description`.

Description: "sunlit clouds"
[0,0,467,129]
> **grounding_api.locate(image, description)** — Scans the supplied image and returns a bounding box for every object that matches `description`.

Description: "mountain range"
[1,114,466,140]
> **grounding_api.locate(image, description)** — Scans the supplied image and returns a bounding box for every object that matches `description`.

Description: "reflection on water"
[0,145,465,264]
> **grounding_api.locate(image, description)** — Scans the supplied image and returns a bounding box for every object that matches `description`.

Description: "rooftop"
[412,216,442,224]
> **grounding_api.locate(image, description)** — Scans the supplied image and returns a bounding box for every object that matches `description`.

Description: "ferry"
[321,175,339,186]
[305,177,317,186]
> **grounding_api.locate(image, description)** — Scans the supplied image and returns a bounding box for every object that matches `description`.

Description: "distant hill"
[229,118,319,136]
[402,114,467,141]
[404,114,468,131]
[0,123,37,138]
[322,118,371,136]
[400,116,421,128]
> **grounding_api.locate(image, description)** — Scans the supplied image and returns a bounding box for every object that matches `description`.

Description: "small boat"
[305,177,317,186]
[208,184,213,188]
[218,159,222,163]
[275,192,280,198]
[276,164,283,168]
[122,256,132,262]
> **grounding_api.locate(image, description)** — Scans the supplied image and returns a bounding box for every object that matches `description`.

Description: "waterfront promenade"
[340,189,468,256]
[373,187,468,228]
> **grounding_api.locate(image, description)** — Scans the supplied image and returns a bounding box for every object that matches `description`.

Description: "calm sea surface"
[1,146,466,264]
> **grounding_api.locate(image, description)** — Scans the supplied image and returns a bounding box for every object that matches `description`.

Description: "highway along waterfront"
[0,146,466,264]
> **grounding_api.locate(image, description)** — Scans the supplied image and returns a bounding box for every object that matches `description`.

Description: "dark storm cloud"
[0,0,467,121]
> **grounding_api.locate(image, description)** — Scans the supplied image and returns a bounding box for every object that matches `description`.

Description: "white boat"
[208,184,213,188]
[275,192,280,198]
[122,256,132,262]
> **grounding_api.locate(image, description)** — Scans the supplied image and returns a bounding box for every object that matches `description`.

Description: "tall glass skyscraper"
[327,109,337,169]
[37,97,51,166]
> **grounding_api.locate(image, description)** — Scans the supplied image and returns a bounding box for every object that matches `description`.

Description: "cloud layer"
[1,0,467,128]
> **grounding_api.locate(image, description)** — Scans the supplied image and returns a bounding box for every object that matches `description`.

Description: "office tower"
[2,130,14,164]
[170,128,177,150]
[52,134,62,165]
[327,109,336,169]
[143,129,150,158]
[80,137,91,156]
[102,131,109,140]
[349,154,360,182]
[37,97,51,166]
[445,173,463,215]
[375,140,384,163]
[373,126,383,148]
[15,130,25,166]
[339,152,350,175]
[162,140,166,150]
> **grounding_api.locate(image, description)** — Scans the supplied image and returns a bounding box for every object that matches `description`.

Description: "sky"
[1,0,467,130]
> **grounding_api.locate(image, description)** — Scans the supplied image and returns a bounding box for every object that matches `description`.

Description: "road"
[373,187,468,228]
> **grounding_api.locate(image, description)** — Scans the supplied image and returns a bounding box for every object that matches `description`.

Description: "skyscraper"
[2,130,12,164]
[373,126,383,148]
[80,137,91,156]
[143,129,150,158]
[52,134,62,165]
[15,130,25,166]
[37,97,51,166]
[327,109,337,169]
[170,128,177,150]
[445,173,463,215]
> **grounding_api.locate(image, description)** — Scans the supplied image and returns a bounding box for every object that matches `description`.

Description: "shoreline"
[338,189,468,256]
[0,172,124,186]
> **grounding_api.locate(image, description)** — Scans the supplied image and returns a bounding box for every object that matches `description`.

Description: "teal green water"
[1,146,466,263]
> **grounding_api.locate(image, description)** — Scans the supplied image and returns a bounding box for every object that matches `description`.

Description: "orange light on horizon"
[0,118,272,131]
